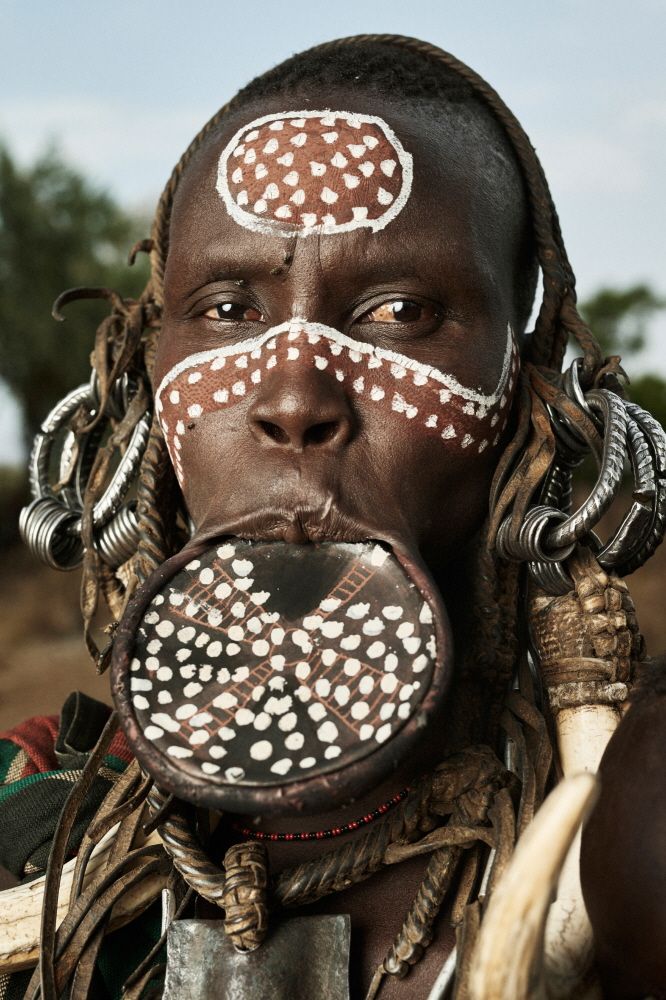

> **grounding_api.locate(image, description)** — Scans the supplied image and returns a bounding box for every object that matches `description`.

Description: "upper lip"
[224,501,368,545]
[190,496,398,549]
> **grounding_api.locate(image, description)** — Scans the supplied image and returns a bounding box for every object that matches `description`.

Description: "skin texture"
[153,87,529,997]
[154,92,526,579]
[580,660,666,999]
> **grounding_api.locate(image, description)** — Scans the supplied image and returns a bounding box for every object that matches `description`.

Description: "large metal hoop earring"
[497,359,666,593]
[19,371,151,571]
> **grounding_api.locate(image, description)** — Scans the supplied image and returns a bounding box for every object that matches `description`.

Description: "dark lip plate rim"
[111,535,453,816]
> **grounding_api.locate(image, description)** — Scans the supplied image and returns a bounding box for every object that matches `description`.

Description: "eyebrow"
[172,221,497,308]
[178,245,421,298]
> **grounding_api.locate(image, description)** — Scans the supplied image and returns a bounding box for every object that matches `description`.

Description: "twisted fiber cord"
[369,785,516,1000]
[365,846,464,1000]
[378,817,496,983]
[146,788,228,906]
[269,738,516,908]
[26,755,161,1000]
[147,776,433,910]
[273,777,437,907]
[150,746,512,912]
[132,419,174,587]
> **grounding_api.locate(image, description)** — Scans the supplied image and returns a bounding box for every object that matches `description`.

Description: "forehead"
[216,109,413,236]
[166,92,521,297]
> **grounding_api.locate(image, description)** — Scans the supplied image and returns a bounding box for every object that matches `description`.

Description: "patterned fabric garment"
[0,695,156,1000]
[0,694,131,878]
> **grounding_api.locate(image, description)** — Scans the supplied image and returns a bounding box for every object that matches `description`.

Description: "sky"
[1,0,665,462]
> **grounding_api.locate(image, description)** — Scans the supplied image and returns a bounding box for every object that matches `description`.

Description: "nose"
[248,369,354,451]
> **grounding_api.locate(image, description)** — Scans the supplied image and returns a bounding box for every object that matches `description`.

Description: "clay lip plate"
[112,538,452,814]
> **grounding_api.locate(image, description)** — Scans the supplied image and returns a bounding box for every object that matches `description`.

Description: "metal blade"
[164,915,351,1000]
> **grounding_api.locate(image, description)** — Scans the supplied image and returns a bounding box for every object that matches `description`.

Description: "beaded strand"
[233,788,409,842]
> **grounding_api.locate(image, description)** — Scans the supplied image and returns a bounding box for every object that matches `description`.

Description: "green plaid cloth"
[0,693,161,998]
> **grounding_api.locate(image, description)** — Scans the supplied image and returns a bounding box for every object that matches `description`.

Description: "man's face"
[154,92,524,581]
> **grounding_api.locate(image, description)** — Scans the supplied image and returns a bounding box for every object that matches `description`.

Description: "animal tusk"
[527,549,641,997]
[0,824,163,972]
[543,701,620,998]
[468,772,598,1000]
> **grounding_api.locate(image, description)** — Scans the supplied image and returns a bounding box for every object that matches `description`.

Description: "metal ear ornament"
[496,359,666,593]
[19,371,151,570]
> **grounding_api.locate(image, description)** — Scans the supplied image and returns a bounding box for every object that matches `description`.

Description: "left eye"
[204,302,264,322]
[359,300,430,324]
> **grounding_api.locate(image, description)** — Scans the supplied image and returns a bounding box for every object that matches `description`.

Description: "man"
[6,35,665,999]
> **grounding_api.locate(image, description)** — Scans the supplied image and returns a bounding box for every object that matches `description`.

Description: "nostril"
[258,420,290,445]
[304,421,340,446]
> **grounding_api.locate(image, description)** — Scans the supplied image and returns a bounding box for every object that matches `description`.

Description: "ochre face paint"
[155,320,519,492]
[216,111,413,236]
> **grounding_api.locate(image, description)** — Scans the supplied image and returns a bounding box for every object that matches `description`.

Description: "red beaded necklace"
[233,788,409,842]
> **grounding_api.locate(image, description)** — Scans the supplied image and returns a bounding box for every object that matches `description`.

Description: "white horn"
[468,772,598,1000]
[542,693,620,998]
[0,825,164,973]
[527,552,639,998]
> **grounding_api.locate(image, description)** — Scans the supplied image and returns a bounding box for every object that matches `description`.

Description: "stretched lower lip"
[112,535,452,815]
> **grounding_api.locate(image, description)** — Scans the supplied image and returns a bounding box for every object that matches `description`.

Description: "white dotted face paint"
[112,537,452,812]
[155,320,519,490]
[216,111,413,236]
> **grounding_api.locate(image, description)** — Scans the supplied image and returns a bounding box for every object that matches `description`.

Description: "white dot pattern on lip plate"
[155,320,519,489]
[129,541,439,786]
[216,110,413,237]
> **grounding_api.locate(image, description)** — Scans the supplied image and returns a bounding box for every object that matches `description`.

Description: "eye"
[359,300,436,324]
[204,302,264,322]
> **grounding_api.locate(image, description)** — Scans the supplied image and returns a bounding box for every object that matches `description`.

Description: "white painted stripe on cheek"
[156,319,518,411]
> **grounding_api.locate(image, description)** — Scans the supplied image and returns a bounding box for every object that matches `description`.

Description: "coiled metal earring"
[19,371,151,571]
[496,358,666,594]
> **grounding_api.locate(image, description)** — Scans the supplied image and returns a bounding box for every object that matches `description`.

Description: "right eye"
[204,302,264,322]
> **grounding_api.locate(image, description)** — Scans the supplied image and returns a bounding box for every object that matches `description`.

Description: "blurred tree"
[581,284,665,358]
[0,143,150,446]
[581,284,666,429]
[625,373,666,433]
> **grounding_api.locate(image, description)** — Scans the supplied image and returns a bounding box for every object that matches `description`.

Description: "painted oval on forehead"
[216,110,413,237]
